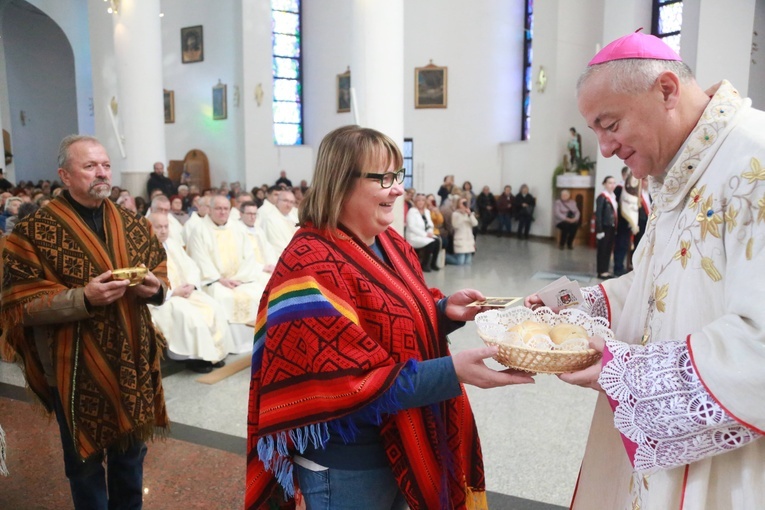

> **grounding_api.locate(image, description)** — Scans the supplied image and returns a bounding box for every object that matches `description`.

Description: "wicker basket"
[475,307,612,374]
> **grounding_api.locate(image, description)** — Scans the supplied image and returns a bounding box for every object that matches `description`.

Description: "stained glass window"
[652,0,683,56]
[521,0,533,141]
[272,0,302,145]
[403,139,413,189]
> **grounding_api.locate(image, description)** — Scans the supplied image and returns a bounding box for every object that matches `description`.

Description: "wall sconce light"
[104,0,120,15]
[536,66,547,93]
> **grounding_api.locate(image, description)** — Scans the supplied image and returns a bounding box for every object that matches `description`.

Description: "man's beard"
[89,180,111,200]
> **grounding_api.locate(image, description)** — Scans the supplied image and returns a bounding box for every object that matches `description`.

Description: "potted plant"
[576,156,596,175]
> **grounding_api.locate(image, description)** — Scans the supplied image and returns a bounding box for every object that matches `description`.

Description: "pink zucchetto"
[589,28,682,66]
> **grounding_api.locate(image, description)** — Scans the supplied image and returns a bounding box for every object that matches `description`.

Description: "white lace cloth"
[581,284,608,321]
[599,339,760,474]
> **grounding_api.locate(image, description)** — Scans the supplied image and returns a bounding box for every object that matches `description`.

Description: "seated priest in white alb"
[238,201,278,272]
[149,194,185,246]
[187,196,270,352]
[183,194,210,244]
[147,213,234,374]
[255,185,280,228]
[260,189,298,255]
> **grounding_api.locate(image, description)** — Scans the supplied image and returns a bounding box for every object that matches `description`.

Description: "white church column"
[351,0,405,233]
[110,0,166,198]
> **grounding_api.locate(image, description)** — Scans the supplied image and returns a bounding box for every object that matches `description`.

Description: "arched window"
[652,0,683,55]
[272,0,303,145]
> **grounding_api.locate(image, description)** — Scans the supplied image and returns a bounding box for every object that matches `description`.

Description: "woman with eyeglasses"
[246,125,533,510]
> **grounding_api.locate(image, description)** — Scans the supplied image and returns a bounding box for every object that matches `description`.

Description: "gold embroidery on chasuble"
[214,228,239,277]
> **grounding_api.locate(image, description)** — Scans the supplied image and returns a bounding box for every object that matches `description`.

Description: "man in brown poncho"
[1,135,169,509]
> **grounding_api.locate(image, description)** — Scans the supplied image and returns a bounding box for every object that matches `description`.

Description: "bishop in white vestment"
[546,32,765,510]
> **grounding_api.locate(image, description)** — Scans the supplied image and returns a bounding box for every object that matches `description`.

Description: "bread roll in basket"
[475,306,612,374]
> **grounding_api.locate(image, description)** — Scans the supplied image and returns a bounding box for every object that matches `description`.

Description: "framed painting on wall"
[213,82,227,120]
[337,68,351,113]
[163,89,175,124]
[415,62,447,109]
[181,25,204,64]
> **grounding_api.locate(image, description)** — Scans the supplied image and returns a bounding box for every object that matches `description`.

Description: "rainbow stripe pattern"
[251,276,359,369]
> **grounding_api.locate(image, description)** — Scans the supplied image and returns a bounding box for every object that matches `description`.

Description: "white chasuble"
[167,212,185,247]
[183,211,203,244]
[240,223,278,267]
[187,215,269,325]
[261,210,298,256]
[573,81,765,510]
[150,239,234,362]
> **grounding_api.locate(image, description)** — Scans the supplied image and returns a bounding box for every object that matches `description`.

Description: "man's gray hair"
[577,58,695,96]
[151,194,171,209]
[57,135,101,170]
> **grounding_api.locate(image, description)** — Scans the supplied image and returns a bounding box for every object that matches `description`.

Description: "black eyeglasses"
[355,168,405,189]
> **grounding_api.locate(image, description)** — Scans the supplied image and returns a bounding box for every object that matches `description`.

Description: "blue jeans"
[498,213,513,234]
[295,464,408,510]
[445,252,473,265]
[52,388,147,510]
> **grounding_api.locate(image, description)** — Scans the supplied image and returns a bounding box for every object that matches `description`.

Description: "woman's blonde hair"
[299,125,402,232]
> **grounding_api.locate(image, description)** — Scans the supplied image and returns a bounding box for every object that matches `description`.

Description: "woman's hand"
[445,289,486,321]
[452,346,535,388]
[557,336,606,391]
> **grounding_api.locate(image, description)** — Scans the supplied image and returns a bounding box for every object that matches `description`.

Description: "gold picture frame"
[337,68,351,113]
[163,89,175,124]
[212,82,227,120]
[415,62,447,109]
[181,25,204,64]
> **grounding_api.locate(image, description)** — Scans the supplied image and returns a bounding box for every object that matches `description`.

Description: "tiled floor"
[0,234,603,509]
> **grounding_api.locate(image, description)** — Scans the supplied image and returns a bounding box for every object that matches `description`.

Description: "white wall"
[0,0,93,184]
[87,0,123,185]
[2,1,78,182]
[302,0,353,147]
[748,0,765,109]
[0,4,12,180]
[404,0,522,196]
[683,0,756,97]
[25,0,93,136]
[303,0,525,197]
[161,0,245,189]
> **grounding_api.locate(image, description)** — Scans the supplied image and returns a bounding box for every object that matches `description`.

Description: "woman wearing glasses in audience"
[246,125,533,510]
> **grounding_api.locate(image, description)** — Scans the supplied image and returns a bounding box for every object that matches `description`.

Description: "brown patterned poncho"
[1,194,169,460]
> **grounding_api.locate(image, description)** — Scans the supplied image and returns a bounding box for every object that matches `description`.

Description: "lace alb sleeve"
[599,339,760,474]
[581,284,608,320]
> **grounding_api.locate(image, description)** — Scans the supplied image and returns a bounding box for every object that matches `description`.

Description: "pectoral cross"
[641,296,655,346]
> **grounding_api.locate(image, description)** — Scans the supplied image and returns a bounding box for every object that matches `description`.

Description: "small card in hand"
[466,297,522,308]
[537,276,584,309]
